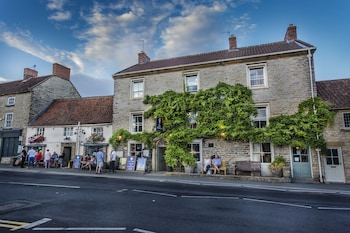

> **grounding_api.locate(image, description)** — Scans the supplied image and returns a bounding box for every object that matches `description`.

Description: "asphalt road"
[0,170,349,233]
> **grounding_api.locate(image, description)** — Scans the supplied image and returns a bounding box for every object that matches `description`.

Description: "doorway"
[324,147,345,183]
[63,147,72,167]
[291,147,312,178]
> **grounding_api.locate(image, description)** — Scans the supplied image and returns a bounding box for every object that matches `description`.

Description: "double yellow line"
[0,219,29,231]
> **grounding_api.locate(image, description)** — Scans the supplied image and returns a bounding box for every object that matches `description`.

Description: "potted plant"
[181,152,197,173]
[268,155,286,177]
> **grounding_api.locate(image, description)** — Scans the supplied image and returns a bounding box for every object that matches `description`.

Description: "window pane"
[132,81,143,98]
[132,114,143,132]
[249,67,265,87]
[343,113,350,128]
[185,75,198,92]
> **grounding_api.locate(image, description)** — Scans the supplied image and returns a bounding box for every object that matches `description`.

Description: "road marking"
[9,182,80,189]
[24,218,51,229]
[133,228,156,233]
[33,227,126,231]
[133,189,177,198]
[0,219,29,231]
[318,207,350,211]
[243,198,312,209]
[181,195,239,200]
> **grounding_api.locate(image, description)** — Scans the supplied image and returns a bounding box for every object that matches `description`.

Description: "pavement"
[1,164,350,195]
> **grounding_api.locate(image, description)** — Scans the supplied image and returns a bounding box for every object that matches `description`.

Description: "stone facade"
[0,64,81,161]
[112,25,326,180]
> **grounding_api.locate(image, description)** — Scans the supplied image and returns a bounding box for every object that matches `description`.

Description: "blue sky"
[0,0,349,97]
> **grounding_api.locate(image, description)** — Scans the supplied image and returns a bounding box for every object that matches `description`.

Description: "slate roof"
[0,75,52,96]
[316,79,350,109]
[115,40,315,75]
[29,96,113,126]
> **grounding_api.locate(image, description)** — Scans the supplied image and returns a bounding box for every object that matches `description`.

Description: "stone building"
[0,63,81,163]
[316,79,350,183]
[27,96,113,166]
[113,24,322,181]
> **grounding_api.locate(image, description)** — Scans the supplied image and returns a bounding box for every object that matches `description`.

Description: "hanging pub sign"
[126,156,136,171]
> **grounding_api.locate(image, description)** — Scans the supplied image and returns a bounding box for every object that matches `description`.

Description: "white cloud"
[155,2,228,58]
[48,11,72,21]
[46,0,65,10]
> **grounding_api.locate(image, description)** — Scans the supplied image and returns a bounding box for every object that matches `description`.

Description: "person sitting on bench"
[212,154,222,174]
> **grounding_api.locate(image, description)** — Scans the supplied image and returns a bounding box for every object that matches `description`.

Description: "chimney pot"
[52,63,70,80]
[138,51,150,64]
[284,24,297,41]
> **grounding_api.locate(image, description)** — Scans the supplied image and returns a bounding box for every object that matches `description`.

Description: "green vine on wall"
[110,82,335,168]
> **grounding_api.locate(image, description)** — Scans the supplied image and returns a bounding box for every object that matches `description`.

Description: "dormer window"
[7,97,15,106]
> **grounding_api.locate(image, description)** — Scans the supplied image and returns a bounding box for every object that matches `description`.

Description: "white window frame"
[64,127,74,137]
[253,105,269,128]
[184,72,199,93]
[128,141,143,157]
[247,63,268,88]
[7,97,15,106]
[342,112,350,129]
[93,127,103,136]
[4,112,13,128]
[36,128,45,135]
[187,140,202,163]
[251,142,273,163]
[131,113,143,133]
[131,79,144,99]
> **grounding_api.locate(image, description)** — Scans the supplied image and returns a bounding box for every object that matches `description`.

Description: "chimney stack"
[284,24,297,41]
[23,68,38,80]
[52,63,70,81]
[229,35,237,50]
[138,51,150,64]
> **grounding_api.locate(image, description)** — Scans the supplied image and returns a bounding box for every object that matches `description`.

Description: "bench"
[235,161,261,176]
[206,160,227,175]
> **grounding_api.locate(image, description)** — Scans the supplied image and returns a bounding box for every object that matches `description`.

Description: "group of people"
[80,148,117,174]
[203,154,222,174]
[17,146,64,169]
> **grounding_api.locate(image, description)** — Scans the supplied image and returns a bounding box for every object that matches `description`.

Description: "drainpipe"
[308,49,323,183]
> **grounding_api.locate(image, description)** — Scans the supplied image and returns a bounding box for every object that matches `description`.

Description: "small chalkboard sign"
[136,158,147,171]
[126,156,136,171]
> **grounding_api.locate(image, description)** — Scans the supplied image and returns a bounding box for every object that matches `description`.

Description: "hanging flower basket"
[28,134,45,143]
[88,134,105,142]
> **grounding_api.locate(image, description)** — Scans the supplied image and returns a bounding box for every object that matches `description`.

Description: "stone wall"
[113,52,314,175]
[30,77,81,122]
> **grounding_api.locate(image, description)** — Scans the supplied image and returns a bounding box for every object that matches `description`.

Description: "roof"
[115,40,315,75]
[0,75,52,96]
[29,96,113,126]
[316,79,350,109]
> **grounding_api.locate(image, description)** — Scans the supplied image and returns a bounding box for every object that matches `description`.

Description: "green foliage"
[263,97,335,152]
[110,83,336,167]
[109,129,132,148]
[268,155,287,173]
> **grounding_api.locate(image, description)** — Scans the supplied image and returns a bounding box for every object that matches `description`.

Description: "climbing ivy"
[110,83,335,167]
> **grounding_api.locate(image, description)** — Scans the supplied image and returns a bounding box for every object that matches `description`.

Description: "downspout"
[308,48,323,183]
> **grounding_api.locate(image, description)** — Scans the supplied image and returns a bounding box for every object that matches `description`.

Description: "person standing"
[27,148,36,168]
[44,149,52,169]
[109,149,117,173]
[52,151,59,168]
[20,146,27,168]
[95,148,104,174]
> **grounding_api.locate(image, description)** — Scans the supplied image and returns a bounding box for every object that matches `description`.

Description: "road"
[0,170,349,232]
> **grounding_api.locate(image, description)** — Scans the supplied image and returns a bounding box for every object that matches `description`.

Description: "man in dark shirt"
[20,146,27,168]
